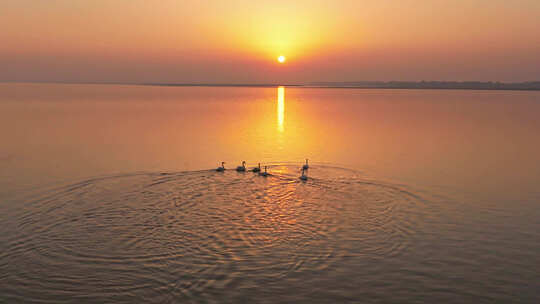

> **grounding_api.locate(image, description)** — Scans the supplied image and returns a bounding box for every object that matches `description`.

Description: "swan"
[251,163,261,173]
[300,167,308,181]
[236,161,246,172]
[302,159,309,170]
[216,162,225,172]
[259,166,269,177]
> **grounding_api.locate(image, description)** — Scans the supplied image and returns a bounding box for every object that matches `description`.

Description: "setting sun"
[277,55,286,63]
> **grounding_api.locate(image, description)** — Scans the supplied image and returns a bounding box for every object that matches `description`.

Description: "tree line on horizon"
[308,81,540,90]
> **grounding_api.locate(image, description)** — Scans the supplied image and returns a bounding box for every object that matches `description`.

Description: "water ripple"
[1,165,426,303]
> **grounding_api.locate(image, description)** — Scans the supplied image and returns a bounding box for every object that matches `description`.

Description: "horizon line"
[2,80,540,91]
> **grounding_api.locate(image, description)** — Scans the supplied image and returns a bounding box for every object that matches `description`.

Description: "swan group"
[215,160,310,180]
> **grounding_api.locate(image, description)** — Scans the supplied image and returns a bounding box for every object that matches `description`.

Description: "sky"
[1,0,540,83]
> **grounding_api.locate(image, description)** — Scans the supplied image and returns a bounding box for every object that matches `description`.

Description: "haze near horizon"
[2,0,540,84]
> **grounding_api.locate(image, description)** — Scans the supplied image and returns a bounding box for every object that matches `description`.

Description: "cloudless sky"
[1,0,540,83]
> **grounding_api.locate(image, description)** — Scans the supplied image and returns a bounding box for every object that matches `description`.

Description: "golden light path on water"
[277,86,285,133]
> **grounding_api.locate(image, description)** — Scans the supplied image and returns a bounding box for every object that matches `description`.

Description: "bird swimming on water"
[236,161,246,172]
[259,166,269,177]
[303,159,309,170]
[251,163,261,173]
[216,162,225,172]
[300,167,308,181]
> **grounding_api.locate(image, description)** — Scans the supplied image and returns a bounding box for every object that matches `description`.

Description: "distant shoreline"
[3,81,540,91]
[306,81,540,91]
[142,83,304,88]
[143,81,540,91]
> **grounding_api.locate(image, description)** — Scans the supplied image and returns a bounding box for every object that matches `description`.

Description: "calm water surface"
[1,84,539,303]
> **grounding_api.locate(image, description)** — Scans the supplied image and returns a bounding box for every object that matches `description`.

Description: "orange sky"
[1,0,540,83]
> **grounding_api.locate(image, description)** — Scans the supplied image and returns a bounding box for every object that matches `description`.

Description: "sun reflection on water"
[277,86,285,132]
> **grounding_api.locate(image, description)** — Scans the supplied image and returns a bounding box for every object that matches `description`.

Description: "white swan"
[216,162,225,172]
[259,166,269,177]
[236,161,246,172]
[251,163,261,173]
[302,159,309,170]
[300,167,308,181]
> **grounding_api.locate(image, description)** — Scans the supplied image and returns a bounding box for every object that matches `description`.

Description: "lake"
[1,83,539,303]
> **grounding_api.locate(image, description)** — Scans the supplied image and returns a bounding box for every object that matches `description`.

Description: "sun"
[277,55,286,63]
